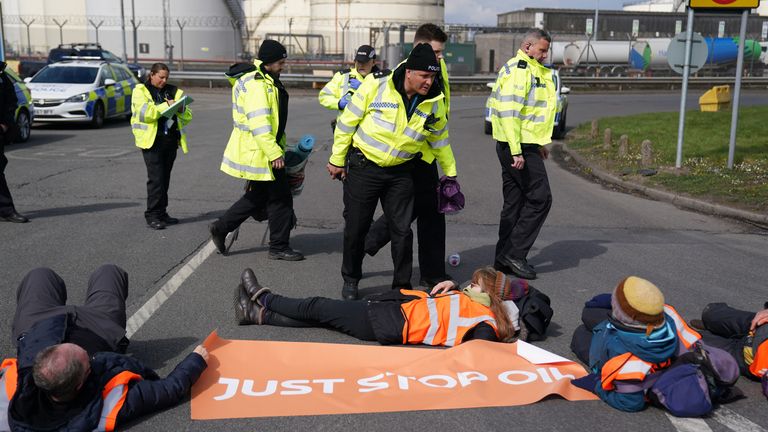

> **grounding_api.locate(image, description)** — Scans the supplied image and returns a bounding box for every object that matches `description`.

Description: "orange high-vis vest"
[398,290,498,346]
[1,359,18,431]
[600,305,701,391]
[0,359,142,432]
[749,339,768,378]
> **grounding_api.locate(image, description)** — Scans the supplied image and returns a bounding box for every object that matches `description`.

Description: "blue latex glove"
[571,373,600,394]
[338,93,352,110]
[348,78,362,90]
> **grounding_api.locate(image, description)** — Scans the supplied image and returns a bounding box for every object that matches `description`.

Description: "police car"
[4,68,34,143]
[484,68,570,139]
[25,60,138,128]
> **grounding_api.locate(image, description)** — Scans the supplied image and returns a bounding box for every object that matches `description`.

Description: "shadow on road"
[127,336,200,370]
[529,239,610,274]
[7,133,78,149]
[26,202,139,219]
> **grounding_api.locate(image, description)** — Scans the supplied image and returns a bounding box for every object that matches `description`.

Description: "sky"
[445,0,638,26]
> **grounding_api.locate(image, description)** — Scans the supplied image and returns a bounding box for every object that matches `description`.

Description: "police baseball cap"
[354,45,376,63]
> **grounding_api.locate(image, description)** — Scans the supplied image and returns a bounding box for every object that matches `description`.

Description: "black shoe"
[498,255,537,280]
[147,220,166,230]
[162,216,180,225]
[0,211,30,223]
[689,319,706,331]
[234,284,264,325]
[419,274,453,289]
[268,249,305,261]
[241,268,271,306]
[342,281,359,300]
[209,223,227,255]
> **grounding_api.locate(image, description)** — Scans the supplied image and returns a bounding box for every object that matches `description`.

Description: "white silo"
[309,0,443,59]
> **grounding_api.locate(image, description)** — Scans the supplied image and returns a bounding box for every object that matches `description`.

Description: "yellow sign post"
[689,0,759,9]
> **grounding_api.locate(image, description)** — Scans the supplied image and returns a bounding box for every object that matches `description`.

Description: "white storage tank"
[562,40,634,66]
[309,0,443,57]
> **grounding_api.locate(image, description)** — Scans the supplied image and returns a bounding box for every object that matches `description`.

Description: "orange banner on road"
[191,332,597,419]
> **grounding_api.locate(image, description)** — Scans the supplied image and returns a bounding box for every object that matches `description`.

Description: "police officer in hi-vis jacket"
[489,29,557,280]
[327,43,456,300]
[318,44,379,132]
[209,40,304,262]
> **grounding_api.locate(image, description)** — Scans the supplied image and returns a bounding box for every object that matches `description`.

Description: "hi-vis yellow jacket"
[131,84,192,153]
[439,58,450,112]
[220,60,285,181]
[318,67,364,115]
[329,68,456,176]
[489,50,556,156]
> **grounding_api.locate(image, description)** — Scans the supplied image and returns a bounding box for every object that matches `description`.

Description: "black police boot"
[341,281,359,300]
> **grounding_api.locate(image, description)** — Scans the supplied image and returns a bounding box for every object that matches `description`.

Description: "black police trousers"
[142,140,177,222]
[342,148,414,288]
[0,137,17,216]
[364,159,446,281]
[214,167,294,253]
[495,142,552,266]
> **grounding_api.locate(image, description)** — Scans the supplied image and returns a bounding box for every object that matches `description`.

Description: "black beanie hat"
[258,40,287,64]
[404,43,440,73]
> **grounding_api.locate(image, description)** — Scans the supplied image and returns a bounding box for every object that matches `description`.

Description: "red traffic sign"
[689,0,760,8]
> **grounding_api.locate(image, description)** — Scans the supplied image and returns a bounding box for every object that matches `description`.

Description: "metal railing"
[170,71,768,87]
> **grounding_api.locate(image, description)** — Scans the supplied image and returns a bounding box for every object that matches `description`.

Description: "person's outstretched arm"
[117,345,208,422]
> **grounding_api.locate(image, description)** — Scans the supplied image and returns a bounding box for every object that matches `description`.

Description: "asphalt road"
[1,88,767,431]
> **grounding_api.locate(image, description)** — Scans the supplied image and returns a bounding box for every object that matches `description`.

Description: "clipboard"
[160,95,193,118]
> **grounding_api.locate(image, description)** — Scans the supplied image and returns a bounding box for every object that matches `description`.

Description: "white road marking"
[711,407,767,432]
[665,413,713,432]
[125,241,216,338]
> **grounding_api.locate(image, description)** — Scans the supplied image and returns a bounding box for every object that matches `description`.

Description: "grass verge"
[566,105,768,213]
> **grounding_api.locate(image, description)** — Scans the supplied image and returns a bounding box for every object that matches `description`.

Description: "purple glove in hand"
[349,78,362,90]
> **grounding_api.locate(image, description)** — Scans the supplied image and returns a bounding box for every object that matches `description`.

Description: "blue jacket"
[6,314,207,431]
[588,317,679,412]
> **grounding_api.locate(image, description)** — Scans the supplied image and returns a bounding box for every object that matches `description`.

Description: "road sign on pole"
[586,18,594,36]
[762,21,767,40]
[727,10,750,169]
[689,0,759,8]
[667,32,708,74]
[632,19,639,37]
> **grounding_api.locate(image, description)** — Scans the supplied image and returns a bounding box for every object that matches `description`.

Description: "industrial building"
[477,4,768,75]
[0,0,444,65]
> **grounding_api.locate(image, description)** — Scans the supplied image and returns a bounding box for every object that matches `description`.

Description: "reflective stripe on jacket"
[130,84,192,153]
[0,359,18,432]
[490,49,556,155]
[600,305,701,391]
[0,359,142,432]
[419,58,451,167]
[329,68,456,176]
[97,371,143,431]
[399,290,497,346]
[220,59,285,181]
[318,67,361,116]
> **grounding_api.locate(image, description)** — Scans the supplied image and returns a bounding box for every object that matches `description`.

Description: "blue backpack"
[647,342,741,417]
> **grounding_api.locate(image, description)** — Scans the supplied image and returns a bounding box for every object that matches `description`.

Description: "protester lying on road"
[0,265,209,431]
[690,302,768,397]
[569,276,740,416]
[234,266,547,346]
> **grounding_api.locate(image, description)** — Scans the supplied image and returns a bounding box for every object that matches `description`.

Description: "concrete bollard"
[591,119,599,140]
[641,140,654,166]
[603,128,613,150]
[618,135,629,157]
